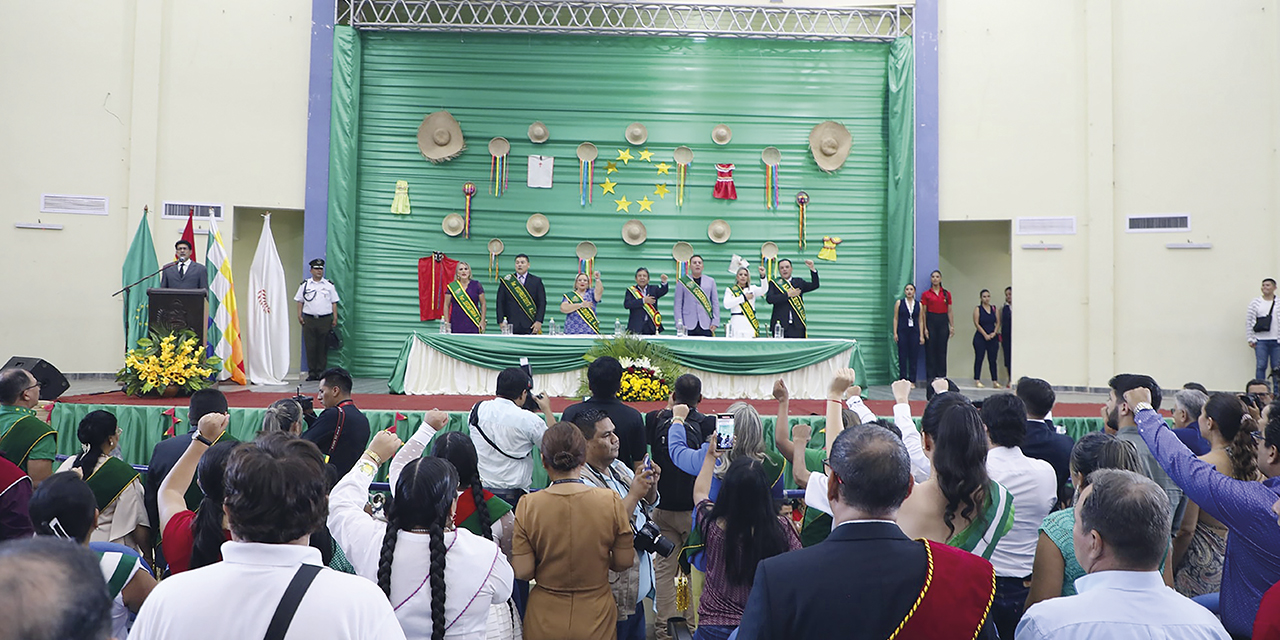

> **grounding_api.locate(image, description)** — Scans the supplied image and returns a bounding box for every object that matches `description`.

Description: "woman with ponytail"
[329,429,513,640]
[56,410,150,556]
[259,398,304,435]
[897,393,1015,560]
[158,412,237,574]
[1171,392,1261,597]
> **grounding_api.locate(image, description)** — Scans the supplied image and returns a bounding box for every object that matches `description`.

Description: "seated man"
[1017,469,1229,639]
[0,537,114,640]
[0,367,57,487]
[735,426,997,640]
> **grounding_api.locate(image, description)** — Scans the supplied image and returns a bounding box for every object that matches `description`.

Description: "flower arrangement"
[117,329,221,397]
[579,335,683,402]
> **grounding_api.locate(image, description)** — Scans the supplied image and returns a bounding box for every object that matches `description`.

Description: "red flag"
[177,209,196,261]
[162,408,178,437]
[391,412,408,434]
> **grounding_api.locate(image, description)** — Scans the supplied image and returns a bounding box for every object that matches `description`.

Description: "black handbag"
[1255,299,1275,333]
[326,328,342,350]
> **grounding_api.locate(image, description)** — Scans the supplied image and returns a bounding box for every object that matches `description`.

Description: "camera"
[633,517,676,557]
[293,386,314,414]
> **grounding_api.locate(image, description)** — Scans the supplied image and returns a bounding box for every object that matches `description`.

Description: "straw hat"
[707,219,731,244]
[577,142,598,162]
[417,111,466,163]
[711,124,732,146]
[672,241,694,263]
[625,122,648,145]
[489,137,511,157]
[808,121,853,172]
[760,241,779,259]
[622,219,647,246]
[526,213,550,237]
[672,146,694,165]
[576,241,598,260]
[528,122,549,144]
[487,238,505,255]
[442,213,465,237]
[761,146,781,166]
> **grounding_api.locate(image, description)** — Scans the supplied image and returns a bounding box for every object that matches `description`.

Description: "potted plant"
[117,329,221,397]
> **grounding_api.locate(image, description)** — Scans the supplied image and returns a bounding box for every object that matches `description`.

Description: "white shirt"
[130,541,405,640]
[1247,295,1279,341]
[471,398,548,490]
[329,464,514,640]
[1016,570,1230,640]
[722,280,768,313]
[986,446,1057,577]
[295,278,340,316]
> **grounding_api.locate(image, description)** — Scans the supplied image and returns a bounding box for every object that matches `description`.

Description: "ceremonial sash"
[84,456,140,512]
[729,284,759,335]
[946,479,1015,560]
[182,431,239,511]
[629,286,662,329]
[773,278,807,326]
[891,541,996,640]
[95,551,140,600]
[501,274,537,321]
[455,489,514,538]
[0,407,55,469]
[563,291,600,334]
[679,276,714,317]
[448,280,483,328]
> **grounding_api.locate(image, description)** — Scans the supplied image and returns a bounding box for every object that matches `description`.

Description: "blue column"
[914,0,940,380]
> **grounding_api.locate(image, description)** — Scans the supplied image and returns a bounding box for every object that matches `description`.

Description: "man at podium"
[159,240,207,290]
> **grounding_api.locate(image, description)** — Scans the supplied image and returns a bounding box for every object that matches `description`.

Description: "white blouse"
[722,280,769,313]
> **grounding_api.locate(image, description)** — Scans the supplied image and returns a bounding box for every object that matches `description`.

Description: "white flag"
[246,215,290,385]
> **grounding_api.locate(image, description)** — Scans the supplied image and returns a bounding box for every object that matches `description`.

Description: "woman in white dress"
[722,266,769,339]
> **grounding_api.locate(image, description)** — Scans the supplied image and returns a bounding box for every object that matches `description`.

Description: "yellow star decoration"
[600,178,617,195]
[638,149,655,162]
[615,195,633,212]
[637,196,654,212]
[606,161,618,174]
[654,183,670,199]
[655,162,671,175]
[616,149,633,165]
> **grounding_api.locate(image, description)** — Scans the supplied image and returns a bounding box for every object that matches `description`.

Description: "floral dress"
[563,289,598,335]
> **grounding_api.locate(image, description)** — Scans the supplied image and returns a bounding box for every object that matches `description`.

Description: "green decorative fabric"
[122,211,161,351]
[328,31,900,383]
[886,36,915,380]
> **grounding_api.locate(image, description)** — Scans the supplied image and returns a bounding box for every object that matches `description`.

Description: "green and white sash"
[84,457,141,512]
[946,479,1015,560]
[772,278,807,327]
[501,274,538,321]
[0,406,55,470]
[564,290,600,334]
[729,284,759,335]
[447,280,483,328]
[679,275,714,318]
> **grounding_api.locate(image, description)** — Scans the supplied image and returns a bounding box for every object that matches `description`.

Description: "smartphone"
[715,414,735,449]
[642,453,652,471]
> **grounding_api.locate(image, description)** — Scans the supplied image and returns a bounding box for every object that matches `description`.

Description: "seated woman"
[157,414,236,574]
[329,430,513,640]
[512,422,633,640]
[560,271,604,335]
[444,261,486,334]
[896,395,1015,560]
[29,472,157,640]
[57,410,150,559]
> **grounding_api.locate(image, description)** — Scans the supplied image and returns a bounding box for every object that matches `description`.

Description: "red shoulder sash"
[890,540,996,640]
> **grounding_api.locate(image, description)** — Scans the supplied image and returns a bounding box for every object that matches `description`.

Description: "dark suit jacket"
[623,282,669,334]
[736,521,995,640]
[1021,419,1075,505]
[143,428,244,538]
[301,400,370,478]
[159,261,208,290]
[495,273,546,333]
[765,271,820,334]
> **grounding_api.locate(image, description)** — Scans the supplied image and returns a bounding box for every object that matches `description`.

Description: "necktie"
[179,262,186,278]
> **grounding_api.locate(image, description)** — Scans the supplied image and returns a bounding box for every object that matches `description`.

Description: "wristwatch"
[193,432,214,446]
[1132,402,1154,414]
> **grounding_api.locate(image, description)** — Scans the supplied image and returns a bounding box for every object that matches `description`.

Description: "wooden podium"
[148,288,208,344]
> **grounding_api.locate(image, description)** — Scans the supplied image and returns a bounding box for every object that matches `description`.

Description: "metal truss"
[337,0,912,42]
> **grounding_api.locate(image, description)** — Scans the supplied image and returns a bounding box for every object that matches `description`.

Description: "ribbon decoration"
[162,408,179,438]
[490,152,509,197]
[462,182,476,239]
[796,191,809,250]
[765,162,780,210]
[490,250,499,282]
[763,254,778,281]
[677,162,688,207]
[580,157,594,206]
[579,258,594,275]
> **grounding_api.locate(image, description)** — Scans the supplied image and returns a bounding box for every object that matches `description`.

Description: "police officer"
[294,258,340,380]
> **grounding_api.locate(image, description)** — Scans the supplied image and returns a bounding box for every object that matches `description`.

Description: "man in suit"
[1015,376,1075,506]
[736,425,997,640]
[623,267,668,335]
[496,254,546,335]
[765,258,819,338]
[671,255,720,336]
[159,240,208,290]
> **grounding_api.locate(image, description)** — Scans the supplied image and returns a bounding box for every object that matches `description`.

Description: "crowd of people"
[3,358,1280,640]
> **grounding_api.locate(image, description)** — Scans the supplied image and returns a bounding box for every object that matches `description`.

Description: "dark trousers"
[924,312,950,380]
[973,333,999,381]
[617,601,646,640]
[302,314,332,376]
[897,328,920,382]
[1002,331,1011,373]
[992,576,1030,640]
[687,326,713,337]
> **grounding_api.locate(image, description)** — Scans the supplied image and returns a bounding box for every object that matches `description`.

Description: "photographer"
[471,367,555,506]
[574,410,661,640]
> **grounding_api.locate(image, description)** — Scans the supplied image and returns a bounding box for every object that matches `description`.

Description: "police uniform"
[295,259,340,380]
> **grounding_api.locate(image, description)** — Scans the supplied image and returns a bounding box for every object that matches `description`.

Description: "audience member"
[982,392,1058,639]
[0,367,57,486]
[0,454,32,540]
[132,432,405,639]
[1016,377,1076,505]
[690,451,800,640]
[261,397,305,435]
[470,367,554,505]
[1171,388,1212,456]
[897,398,1014,560]
[645,373,716,639]
[512,422,634,640]
[1257,471,1280,638]
[329,430,513,640]
[1106,375,1183,525]
[0,536,113,640]
[28,472,156,640]
[562,357,648,470]
[301,367,371,477]
[157,413,236,574]
[1248,377,1276,408]
[1016,469,1229,639]
[57,410,150,557]
[1129,383,1280,637]
[575,410,659,640]
[1184,381,1210,394]
[669,401,784,502]
[736,426,997,639]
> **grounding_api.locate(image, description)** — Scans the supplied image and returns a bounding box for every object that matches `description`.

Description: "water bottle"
[773,323,783,339]
[439,320,450,334]
[547,317,556,336]
[614,318,622,336]
[676,320,686,337]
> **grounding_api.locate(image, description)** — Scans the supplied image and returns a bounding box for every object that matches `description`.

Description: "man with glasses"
[0,368,56,487]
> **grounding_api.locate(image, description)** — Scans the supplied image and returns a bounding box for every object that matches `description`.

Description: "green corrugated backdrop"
[329,29,905,381]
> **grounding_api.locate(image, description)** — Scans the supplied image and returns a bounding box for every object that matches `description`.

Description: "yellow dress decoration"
[391,180,411,214]
[817,236,843,261]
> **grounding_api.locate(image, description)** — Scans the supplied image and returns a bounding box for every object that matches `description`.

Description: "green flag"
[122,210,160,351]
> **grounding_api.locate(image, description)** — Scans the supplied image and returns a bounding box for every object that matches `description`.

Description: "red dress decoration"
[418,252,458,321]
[713,163,737,200]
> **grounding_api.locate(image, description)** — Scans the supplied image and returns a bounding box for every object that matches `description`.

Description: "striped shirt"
[96,550,143,640]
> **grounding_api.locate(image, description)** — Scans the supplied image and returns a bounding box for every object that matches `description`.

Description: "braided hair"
[73,410,117,477]
[378,457,459,640]
[189,441,239,569]
[431,431,492,539]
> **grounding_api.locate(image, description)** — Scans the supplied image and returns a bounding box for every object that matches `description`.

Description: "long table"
[387,333,867,399]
